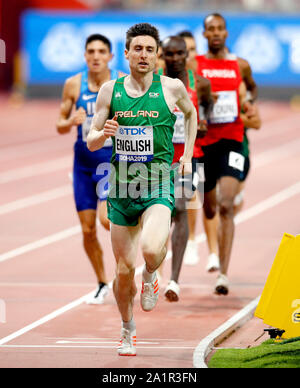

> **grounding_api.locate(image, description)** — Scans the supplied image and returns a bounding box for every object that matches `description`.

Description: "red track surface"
[0,95,299,368]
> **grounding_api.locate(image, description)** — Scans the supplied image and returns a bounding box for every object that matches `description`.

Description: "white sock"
[142,264,155,283]
[122,318,136,332]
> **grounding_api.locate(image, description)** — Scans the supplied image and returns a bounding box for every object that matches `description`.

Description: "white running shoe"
[140,272,159,312]
[206,253,220,272]
[85,284,109,305]
[164,280,180,302]
[118,328,137,356]
[215,274,229,295]
[183,240,199,265]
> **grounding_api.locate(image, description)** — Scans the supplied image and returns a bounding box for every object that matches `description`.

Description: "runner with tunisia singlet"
[194,13,256,295]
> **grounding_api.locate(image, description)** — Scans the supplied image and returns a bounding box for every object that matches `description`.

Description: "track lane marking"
[0,182,299,346]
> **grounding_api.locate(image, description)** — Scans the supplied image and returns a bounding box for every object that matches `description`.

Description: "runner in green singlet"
[87,23,197,356]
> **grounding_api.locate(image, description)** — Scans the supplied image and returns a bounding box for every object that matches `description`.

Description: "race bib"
[209,91,238,124]
[228,151,245,172]
[115,126,154,163]
[82,117,112,147]
[172,109,185,144]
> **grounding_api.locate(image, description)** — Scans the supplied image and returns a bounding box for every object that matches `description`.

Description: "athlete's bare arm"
[239,81,261,130]
[162,76,197,173]
[196,74,214,137]
[87,79,117,152]
[56,74,86,134]
[238,57,258,101]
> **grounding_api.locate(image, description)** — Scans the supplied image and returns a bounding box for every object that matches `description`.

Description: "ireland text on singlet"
[109,73,177,189]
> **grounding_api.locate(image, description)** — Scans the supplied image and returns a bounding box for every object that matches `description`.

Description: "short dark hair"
[126,23,160,51]
[85,34,112,52]
[203,13,227,30]
[177,30,195,39]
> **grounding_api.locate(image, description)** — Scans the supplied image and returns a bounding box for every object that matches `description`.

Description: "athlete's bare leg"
[140,204,171,273]
[98,200,110,231]
[203,212,219,255]
[233,181,246,215]
[170,197,188,283]
[111,223,140,322]
[187,191,199,241]
[217,176,240,275]
[78,209,107,284]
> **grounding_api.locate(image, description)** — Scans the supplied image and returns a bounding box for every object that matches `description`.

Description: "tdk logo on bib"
[119,127,147,136]
[116,126,154,163]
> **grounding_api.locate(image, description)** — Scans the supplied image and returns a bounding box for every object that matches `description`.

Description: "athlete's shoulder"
[160,74,183,89]
[99,79,116,97]
[65,73,81,88]
[237,57,251,71]
[62,73,81,101]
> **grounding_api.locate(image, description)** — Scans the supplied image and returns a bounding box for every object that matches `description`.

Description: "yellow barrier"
[255,233,300,339]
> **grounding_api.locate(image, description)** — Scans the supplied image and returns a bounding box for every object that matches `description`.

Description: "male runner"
[56,34,123,304]
[194,13,257,294]
[177,30,204,266]
[202,83,261,273]
[87,23,197,356]
[177,30,198,72]
[158,35,213,301]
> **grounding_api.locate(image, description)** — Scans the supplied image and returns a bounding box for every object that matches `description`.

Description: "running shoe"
[118,328,137,356]
[206,253,220,272]
[215,274,229,295]
[85,283,109,305]
[140,272,159,312]
[164,280,180,302]
[183,240,199,265]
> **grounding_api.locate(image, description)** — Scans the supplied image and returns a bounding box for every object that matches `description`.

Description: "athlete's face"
[162,38,187,73]
[203,16,228,52]
[183,37,197,63]
[84,40,113,73]
[125,35,158,74]
[155,45,165,70]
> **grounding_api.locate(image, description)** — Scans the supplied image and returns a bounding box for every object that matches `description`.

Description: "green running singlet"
[107,73,177,226]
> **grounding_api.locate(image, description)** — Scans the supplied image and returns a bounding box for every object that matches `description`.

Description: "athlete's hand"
[197,119,208,138]
[243,101,255,117]
[71,107,87,126]
[178,156,192,176]
[103,115,119,138]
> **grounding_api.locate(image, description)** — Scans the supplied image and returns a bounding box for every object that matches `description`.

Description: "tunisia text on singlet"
[109,74,177,194]
[196,54,244,146]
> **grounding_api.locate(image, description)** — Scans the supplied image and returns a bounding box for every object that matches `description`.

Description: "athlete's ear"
[124,49,129,61]
[109,52,114,62]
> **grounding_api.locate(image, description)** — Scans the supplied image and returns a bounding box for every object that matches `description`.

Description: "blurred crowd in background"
[73,0,300,12]
[0,0,299,97]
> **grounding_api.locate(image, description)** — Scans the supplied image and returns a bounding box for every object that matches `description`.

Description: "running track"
[0,95,299,368]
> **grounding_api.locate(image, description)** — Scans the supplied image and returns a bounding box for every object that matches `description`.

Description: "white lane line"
[0,250,171,347]
[0,182,298,347]
[0,226,81,263]
[0,115,297,186]
[0,136,299,217]
[0,345,196,350]
[252,138,300,168]
[0,156,71,184]
[193,296,260,368]
[0,185,72,215]
[1,179,299,265]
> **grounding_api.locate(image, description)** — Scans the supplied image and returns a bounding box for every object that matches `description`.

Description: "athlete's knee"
[141,239,165,264]
[115,260,135,280]
[203,202,216,219]
[219,197,234,218]
[82,223,97,242]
